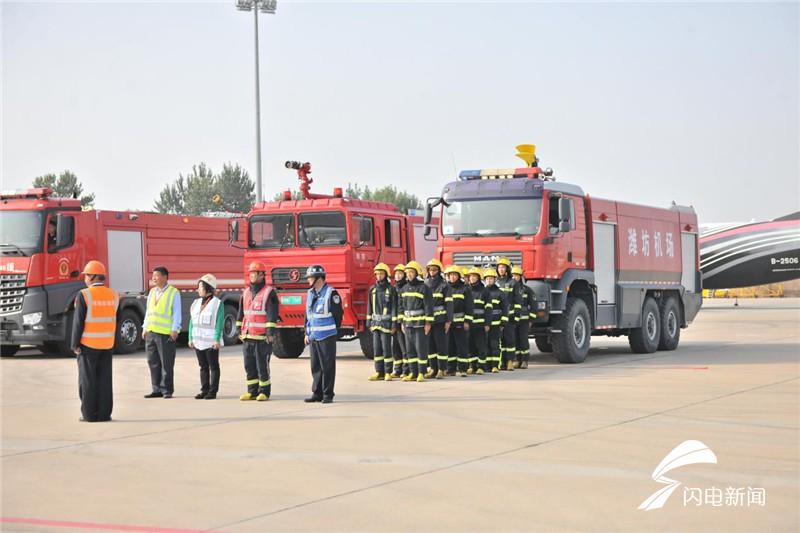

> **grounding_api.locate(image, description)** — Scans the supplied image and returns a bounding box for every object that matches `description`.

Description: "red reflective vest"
[240,285,275,341]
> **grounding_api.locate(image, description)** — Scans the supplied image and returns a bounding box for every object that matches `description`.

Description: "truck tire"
[40,341,68,356]
[552,297,591,364]
[38,311,75,356]
[534,336,553,353]
[658,296,681,351]
[221,304,239,347]
[273,329,305,359]
[628,297,661,354]
[1,344,20,357]
[115,308,142,354]
[358,330,374,359]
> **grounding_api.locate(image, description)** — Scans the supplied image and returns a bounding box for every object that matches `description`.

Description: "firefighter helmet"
[467,266,483,279]
[483,267,498,279]
[248,261,267,273]
[373,262,390,274]
[198,273,218,289]
[460,266,470,277]
[443,264,461,276]
[393,263,406,273]
[82,260,107,276]
[511,266,523,276]
[404,261,424,277]
[496,256,512,267]
[426,258,444,271]
[305,265,326,278]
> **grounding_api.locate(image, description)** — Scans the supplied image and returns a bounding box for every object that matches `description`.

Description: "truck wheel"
[534,336,553,353]
[658,296,681,351]
[221,304,239,347]
[552,297,591,364]
[358,330,374,359]
[628,297,661,354]
[115,308,142,354]
[273,329,305,359]
[1,344,20,357]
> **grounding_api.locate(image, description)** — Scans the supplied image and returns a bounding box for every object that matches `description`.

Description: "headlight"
[23,312,43,326]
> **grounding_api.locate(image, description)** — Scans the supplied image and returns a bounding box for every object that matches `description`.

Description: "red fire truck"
[0,188,245,357]
[230,162,437,358]
[424,146,702,363]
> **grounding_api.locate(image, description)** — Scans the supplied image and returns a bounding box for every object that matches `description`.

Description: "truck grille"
[271,266,309,285]
[0,274,27,315]
[452,251,523,267]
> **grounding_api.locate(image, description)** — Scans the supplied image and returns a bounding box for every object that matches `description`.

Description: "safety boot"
[476,368,485,375]
[436,370,445,379]
[425,368,435,379]
[384,374,394,382]
[239,392,256,401]
[491,367,499,374]
[466,368,474,375]
[368,373,382,381]
[416,374,425,382]
[402,374,414,382]
[256,393,269,401]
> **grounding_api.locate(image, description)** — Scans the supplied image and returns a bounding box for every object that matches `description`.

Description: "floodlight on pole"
[235,0,276,203]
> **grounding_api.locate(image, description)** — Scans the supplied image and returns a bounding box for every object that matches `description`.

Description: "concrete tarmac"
[1,298,798,532]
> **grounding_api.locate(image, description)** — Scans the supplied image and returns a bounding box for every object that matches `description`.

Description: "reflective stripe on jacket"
[80,285,118,350]
[306,284,338,341]
[145,285,178,335]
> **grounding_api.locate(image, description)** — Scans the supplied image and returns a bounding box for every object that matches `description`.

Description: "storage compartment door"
[592,222,616,304]
[681,232,697,293]
[107,230,144,293]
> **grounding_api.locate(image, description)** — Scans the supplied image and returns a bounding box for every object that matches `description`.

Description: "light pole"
[236,0,277,203]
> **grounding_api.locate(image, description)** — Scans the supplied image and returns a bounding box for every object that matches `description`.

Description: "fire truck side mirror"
[557,198,571,233]
[229,220,239,243]
[54,214,74,250]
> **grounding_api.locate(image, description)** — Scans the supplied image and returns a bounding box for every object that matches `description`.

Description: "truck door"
[381,217,404,267]
[680,232,698,293]
[44,212,85,318]
[592,221,617,327]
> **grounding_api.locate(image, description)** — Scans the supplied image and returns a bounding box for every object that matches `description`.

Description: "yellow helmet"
[373,262,390,274]
[393,263,406,272]
[426,258,444,271]
[467,266,483,279]
[496,256,512,267]
[444,264,461,276]
[511,266,523,276]
[483,267,498,278]
[405,261,424,277]
[460,266,470,277]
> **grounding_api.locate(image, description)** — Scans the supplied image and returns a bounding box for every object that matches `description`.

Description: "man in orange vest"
[71,260,118,422]
[236,261,279,401]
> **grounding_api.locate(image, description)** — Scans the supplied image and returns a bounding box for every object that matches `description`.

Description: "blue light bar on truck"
[458,168,541,181]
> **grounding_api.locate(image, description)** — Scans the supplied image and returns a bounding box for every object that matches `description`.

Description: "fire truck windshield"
[441,198,542,237]
[0,210,44,255]
[298,211,347,247]
[249,214,295,249]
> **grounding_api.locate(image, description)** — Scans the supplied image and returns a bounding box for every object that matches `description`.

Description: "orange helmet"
[82,260,107,276]
[248,261,267,273]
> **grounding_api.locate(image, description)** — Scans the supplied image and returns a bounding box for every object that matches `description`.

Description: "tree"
[345,182,421,214]
[32,171,95,207]
[154,162,255,215]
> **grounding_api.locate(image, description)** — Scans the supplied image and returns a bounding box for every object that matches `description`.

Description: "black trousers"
[77,346,113,422]
[310,335,337,400]
[501,321,517,367]
[403,326,428,377]
[448,326,469,373]
[243,340,272,396]
[469,325,487,371]
[427,322,449,374]
[372,330,393,375]
[516,319,531,363]
[195,347,220,394]
[146,332,176,394]
[487,325,502,369]
[392,330,405,375]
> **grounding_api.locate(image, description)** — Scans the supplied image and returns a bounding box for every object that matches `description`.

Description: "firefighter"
[188,274,224,399]
[391,264,407,378]
[424,258,453,379]
[397,261,433,382]
[445,265,473,377]
[71,260,118,422]
[142,266,181,399]
[496,257,523,371]
[483,267,507,373]
[367,263,397,381]
[512,266,535,369]
[304,265,343,403]
[467,266,491,375]
[237,261,279,401]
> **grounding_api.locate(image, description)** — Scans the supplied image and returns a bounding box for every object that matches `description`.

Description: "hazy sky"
[3,1,798,222]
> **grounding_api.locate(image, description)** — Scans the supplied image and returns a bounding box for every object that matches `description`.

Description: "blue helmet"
[305,265,326,279]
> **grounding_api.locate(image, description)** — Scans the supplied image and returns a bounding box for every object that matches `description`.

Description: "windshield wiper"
[278,222,292,251]
[299,225,315,249]
[485,231,521,237]
[0,243,27,256]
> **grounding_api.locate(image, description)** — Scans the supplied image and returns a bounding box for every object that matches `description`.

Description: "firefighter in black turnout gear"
[513,266,535,369]
[467,266,491,375]
[496,257,523,371]
[397,261,433,382]
[483,267,507,373]
[367,263,397,381]
[445,265,473,376]
[424,259,453,379]
[391,264,407,378]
